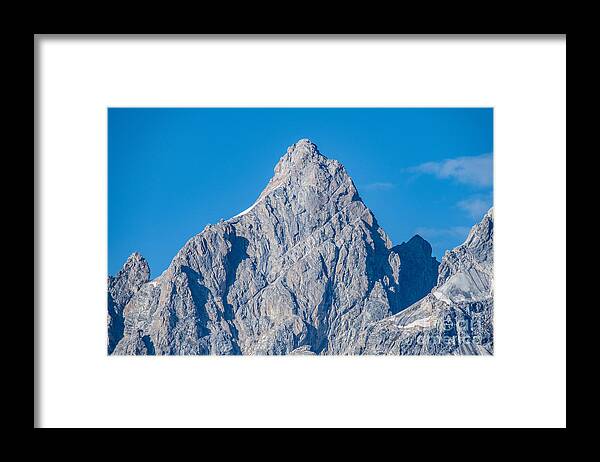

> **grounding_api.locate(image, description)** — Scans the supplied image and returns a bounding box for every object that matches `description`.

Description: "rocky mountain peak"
[272,139,341,181]
[107,251,150,354]
[463,207,493,252]
[282,138,324,164]
[402,234,433,256]
[227,139,358,228]
[128,251,144,261]
[115,252,150,285]
[435,207,493,298]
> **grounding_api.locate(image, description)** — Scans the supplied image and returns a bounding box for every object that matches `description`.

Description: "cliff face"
[108,139,492,355]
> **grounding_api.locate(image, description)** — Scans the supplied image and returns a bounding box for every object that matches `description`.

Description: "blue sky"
[109,108,493,277]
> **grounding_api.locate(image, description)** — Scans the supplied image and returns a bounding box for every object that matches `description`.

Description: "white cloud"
[457,196,492,219]
[407,153,493,188]
[363,182,395,191]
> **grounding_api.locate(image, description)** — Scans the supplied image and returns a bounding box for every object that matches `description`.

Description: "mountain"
[108,139,492,355]
[107,252,150,354]
[358,208,494,355]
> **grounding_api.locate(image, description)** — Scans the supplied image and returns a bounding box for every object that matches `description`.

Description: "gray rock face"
[357,208,494,355]
[109,139,492,355]
[107,252,150,354]
[393,235,439,310]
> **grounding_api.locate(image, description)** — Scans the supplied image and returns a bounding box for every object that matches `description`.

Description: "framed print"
[35,34,566,428]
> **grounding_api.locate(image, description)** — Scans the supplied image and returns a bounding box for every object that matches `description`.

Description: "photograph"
[108,108,493,356]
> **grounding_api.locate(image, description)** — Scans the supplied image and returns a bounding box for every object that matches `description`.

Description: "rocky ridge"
[358,208,494,355]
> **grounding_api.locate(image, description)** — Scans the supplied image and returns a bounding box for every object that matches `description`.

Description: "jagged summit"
[284,138,325,161]
[126,251,146,264]
[272,139,343,180]
[107,251,150,354]
[464,207,493,249]
[400,234,433,255]
[229,138,355,223]
[116,251,149,280]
